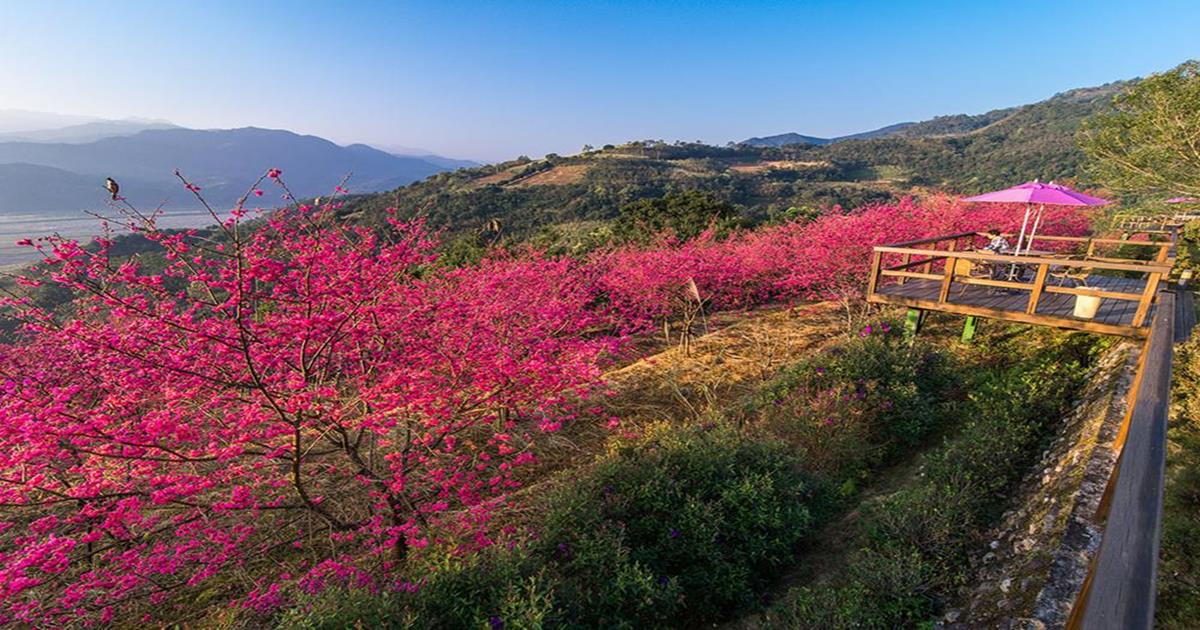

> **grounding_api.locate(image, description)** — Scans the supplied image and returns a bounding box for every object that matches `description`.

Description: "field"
[0,184,1103,627]
[727,160,830,174]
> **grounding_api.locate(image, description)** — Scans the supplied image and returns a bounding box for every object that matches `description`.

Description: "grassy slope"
[335,80,1126,249]
[270,308,1105,629]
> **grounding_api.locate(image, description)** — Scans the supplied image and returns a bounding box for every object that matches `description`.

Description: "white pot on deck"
[1073,295,1102,319]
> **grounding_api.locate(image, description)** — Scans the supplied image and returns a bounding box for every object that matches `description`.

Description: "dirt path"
[534,303,849,474]
[603,303,847,426]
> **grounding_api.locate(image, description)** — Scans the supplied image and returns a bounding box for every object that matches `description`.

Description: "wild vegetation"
[1160,336,1200,628]
[1081,61,1200,199]
[0,163,1099,626]
[767,333,1103,628]
[4,57,1193,628]
[1077,60,1200,628]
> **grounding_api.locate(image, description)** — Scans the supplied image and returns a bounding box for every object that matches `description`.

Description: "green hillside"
[341,80,1131,247]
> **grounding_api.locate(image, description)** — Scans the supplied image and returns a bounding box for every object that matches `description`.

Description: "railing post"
[1131,272,1163,328]
[938,256,956,303]
[903,308,925,340]
[898,252,912,285]
[1026,263,1049,315]
[960,315,978,343]
[1156,242,1171,263]
[866,251,882,297]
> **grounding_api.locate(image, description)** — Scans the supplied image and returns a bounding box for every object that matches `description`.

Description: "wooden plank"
[1131,273,1163,328]
[885,255,943,272]
[897,252,913,285]
[873,246,1173,274]
[867,292,1149,338]
[884,231,980,248]
[880,270,943,281]
[984,232,1172,248]
[1027,263,1049,315]
[866,251,882,297]
[1176,289,1196,343]
[1075,291,1174,629]
[938,257,956,302]
[1043,285,1144,301]
[954,276,1032,291]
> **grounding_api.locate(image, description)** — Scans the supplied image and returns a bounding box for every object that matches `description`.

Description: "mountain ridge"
[339,76,1134,249]
[740,81,1131,148]
[0,125,475,213]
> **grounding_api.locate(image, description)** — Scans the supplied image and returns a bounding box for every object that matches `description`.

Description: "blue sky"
[0,0,1197,161]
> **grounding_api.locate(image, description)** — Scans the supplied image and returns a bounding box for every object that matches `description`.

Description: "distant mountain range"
[741,122,921,147]
[0,119,179,144]
[0,112,478,215]
[739,84,1120,148]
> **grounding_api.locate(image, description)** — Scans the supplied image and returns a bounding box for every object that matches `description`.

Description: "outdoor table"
[1002,251,1052,282]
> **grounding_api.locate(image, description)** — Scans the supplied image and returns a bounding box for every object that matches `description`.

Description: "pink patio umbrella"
[963,180,1111,255]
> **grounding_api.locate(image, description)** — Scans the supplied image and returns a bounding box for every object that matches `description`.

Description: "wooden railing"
[1113,212,1200,233]
[1067,289,1177,629]
[865,231,1175,336]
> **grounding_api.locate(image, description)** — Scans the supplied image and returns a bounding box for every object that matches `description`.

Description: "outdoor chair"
[955,258,1007,297]
[1049,264,1090,288]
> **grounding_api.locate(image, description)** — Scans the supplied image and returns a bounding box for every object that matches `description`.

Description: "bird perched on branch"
[104,177,120,200]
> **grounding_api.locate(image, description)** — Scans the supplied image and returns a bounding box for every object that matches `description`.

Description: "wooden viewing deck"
[863,229,1188,629]
[865,231,1175,339]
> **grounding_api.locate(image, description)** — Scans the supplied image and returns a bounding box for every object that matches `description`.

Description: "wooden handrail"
[1070,290,1174,629]
[880,270,943,281]
[1041,285,1148,301]
[884,256,950,272]
[883,231,980,248]
[874,246,1174,274]
[980,231,1175,247]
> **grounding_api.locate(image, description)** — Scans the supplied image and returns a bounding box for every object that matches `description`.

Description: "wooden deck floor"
[873,274,1153,336]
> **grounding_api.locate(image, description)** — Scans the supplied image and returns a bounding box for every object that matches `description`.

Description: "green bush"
[277,423,829,629]
[1158,336,1200,628]
[747,328,960,481]
[276,547,555,630]
[535,423,831,626]
[772,333,1098,628]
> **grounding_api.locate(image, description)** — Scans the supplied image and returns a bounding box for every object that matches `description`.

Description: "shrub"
[747,326,960,482]
[281,424,829,629]
[535,423,831,626]
[1158,336,1200,628]
[772,333,1098,628]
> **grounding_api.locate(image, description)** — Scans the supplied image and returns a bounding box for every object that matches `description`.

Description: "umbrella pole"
[1010,204,1033,281]
[1025,204,1044,255]
[1014,203,1032,254]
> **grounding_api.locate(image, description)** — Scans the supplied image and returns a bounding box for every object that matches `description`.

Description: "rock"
[1000,577,1013,593]
[990,539,1000,550]
[943,610,961,623]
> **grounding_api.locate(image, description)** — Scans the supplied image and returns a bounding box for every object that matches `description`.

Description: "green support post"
[903,308,925,341]
[961,315,978,344]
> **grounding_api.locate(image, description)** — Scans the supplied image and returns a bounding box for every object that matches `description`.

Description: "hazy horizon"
[1,0,1198,161]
